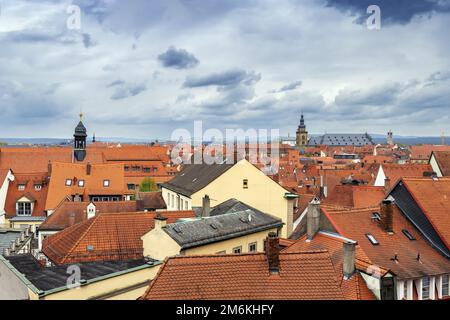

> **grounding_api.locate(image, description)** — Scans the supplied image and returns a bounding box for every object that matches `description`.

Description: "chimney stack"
[265,232,280,274]
[307,198,321,240]
[154,213,168,230]
[86,162,91,175]
[380,199,394,233]
[384,176,391,192]
[202,195,211,217]
[343,241,356,279]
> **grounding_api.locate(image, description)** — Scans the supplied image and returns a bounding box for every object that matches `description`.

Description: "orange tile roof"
[432,151,450,176]
[5,172,49,218]
[283,232,377,300]
[325,205,450,280]
[0,168,10,184]
[42,210,196,265]
[324,185,385,208]
[39,199,138,231]
[45,162,128,210]
[382,163,433,185]
[410,145,450,161]
[142,251,346,300]
[401,177,450,251]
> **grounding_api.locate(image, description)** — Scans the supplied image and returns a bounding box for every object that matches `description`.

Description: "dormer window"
[18,184,26,191]
[17,202,32,216]
[402,229,416,241]
[34,184,42,191]
[103,180,110,187]
[65,179,72,186]
[78,180,85,187]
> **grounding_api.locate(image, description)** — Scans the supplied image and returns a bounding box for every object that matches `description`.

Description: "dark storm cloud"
[183,69,261,88]
[157,47,199,69]
[325,0,450,24]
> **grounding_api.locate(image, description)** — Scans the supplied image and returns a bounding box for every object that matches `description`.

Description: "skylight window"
[402,229,416,241]
[78,180,85,187]
[18,184,25,191]
[371,212,381,221]
[86,245,94,251]
[366,233,379,245]
[65,179,72,186]
[103,180,110,187]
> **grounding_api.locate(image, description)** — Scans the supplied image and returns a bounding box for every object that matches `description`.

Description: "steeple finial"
[79,112,83,121]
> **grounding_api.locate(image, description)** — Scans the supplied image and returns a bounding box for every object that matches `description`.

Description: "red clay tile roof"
[381,163,433,185]
[39,200,139,231]
[0,169,10,185]
[324,185,385,208]
[4,172,49,218]
[45,162,129,210]
[432,151,450,176]
[401,177,450,250]
[410,145,450,161]
[142,251,346,300]
[325,205,450,280]
[282,232,377,300]
[42,210,196,265]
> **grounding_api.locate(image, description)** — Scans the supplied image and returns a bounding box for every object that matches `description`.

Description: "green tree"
[139,177,159,192]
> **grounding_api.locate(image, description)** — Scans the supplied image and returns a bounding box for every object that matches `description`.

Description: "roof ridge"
[62,215,101,263]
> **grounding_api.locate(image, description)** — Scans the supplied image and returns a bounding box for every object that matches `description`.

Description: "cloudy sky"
[0,0,449,139]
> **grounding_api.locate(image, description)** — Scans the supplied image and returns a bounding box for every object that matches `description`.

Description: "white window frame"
[65,179,72,186]
[103,180,110,187]
[78,180,85,187]
[249,242,257,253]
[18,184,25,191]
[17,202,32,216]
[422,277,431,300]
[34,184,42,191]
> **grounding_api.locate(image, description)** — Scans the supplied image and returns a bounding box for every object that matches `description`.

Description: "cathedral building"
[296,113,308,148]
[73,113,87,162]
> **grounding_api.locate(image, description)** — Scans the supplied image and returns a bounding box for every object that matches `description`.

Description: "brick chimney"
[384,176,391,192]
[343,241,356,279]
[202,195,211,217]
[380,199,394,233]
[265,232,280,274]
[86,162,91,175]
[307,198,321,240]
[154,213,168,230]
[48,161,52,176]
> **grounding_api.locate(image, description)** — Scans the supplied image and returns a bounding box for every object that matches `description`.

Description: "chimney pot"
[265,232,280,274]
[154,213,168,229]
[307,198,321,240]
[202,195,211,217]
[343,241,356,279]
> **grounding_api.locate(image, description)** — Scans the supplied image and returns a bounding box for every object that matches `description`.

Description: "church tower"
[296,113,308,148]
[73,113,87,162]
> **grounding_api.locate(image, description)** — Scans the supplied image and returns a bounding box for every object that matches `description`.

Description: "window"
[402,229,416,241]
[86,245,94,251]
[422,277,430,299]
[65,179,72,186]
[243,179,248,189]
[18,184,25,191]
[34,184,42,191]
[216,251,226,255]
[124,165,130,172]
[78,180,85,187]
[442,275,449,296]
[167,194,171,206]
[366,233,379,245]
[17,202,32,216]
[403,281,408,299]
[249,242,257,253]
[171,194,175,207]
[103,180,110,187]
[185,200,188,210]
[143,167,151,173]
[371,212,381,221]
[232,246,242,254]
[127,184,136,190]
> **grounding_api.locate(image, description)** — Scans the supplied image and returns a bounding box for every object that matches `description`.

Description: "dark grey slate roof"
[209,198,264,216]
[161,163,234,197]
[164,209,283,250]
[308,134,374,146]
[0,229,22,253]
[5,254,155,292]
